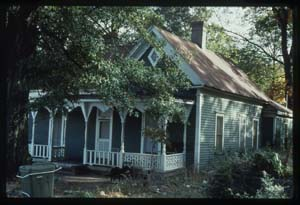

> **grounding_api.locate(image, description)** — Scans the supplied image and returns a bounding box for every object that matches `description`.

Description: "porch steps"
[87,165,112,175]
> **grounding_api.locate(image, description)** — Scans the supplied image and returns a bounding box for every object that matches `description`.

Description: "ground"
[6,169,208,198]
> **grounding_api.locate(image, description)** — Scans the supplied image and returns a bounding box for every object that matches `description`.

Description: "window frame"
[147,48,160,66]
[252,118,259,150]
[239,115,247,150]
[214,113,225,152]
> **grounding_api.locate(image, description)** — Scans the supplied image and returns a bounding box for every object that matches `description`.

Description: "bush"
[253,150,284,177]
[228,171,287,199]
[205,149,291,198]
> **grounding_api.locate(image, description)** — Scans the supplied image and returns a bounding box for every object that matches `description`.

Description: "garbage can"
[17,162,61,197]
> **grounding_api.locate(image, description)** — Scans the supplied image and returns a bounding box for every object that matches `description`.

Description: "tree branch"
[41,28,85,71]
[223,28,284,65]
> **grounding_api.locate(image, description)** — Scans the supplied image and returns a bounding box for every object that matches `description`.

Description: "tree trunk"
[273,7,293,109]
[7,90,32,179]
[4,6,38,179]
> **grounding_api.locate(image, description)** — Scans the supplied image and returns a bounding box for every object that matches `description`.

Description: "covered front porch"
[28,94,194,172]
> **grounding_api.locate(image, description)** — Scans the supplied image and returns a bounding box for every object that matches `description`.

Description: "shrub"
[228,171,287,199]
[206,149,290,198]
[253,150,284,177]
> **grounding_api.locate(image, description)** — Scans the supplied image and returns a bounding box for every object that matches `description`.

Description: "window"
[253,119,259,149]
[99,120,110,139]
[148,48,160,66]
[215,114,224,152]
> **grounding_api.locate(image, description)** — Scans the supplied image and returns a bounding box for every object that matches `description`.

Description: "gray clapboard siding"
[52,112,62,146]
[186,104,196,167]
[199,93,262,168]
[65,107,85,162]
[124,111,142,153]
[34,108,50,145]
[275,116,293,144]
[87,107,97,150]
[112,110,121,151]
[28,113,33,144]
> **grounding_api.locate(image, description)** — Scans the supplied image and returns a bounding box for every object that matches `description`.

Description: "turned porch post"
[81,103,93,165]
[183,122,187,155]
[83,119,88,164]
[118,109,128,168]
[160,117,168,172]
[140,112,145,153]
[47,110,55,161]
[30,111,38,155]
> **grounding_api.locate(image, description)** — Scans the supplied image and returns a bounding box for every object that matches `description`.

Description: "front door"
[95,110,112,152]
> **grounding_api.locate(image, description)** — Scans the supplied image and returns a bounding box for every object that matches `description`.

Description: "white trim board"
[214,113,225,152]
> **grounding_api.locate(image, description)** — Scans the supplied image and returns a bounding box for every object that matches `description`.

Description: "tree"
[155,7,212,40]
[227,7,293,108]
[3,6,190,178]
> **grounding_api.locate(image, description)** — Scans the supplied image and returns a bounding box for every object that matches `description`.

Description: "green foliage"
[253,150,284,177]
[144,127,167,144]
[155,7,212,40]
[228,171,287,199]
[206,149,291,198]
[27,6,191,119]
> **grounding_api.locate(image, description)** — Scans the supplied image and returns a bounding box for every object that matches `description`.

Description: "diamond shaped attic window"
[147,48,160,67]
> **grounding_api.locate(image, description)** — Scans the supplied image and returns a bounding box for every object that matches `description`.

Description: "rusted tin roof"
[155,27,293,114]
[156,27,272,102]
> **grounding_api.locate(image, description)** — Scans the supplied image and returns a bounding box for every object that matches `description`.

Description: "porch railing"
[86,150,119,167]
[165,153,185,171]
[123,152,161,170]
[52,146,65,161]
[31,144,49,159]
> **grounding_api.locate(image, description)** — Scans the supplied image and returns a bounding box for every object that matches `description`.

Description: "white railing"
[32,144,49,159]
[85,150,185,172]
[165,153,185,171]
[123,152,161,170]
[52,146,65,160]
[86,150,119,167]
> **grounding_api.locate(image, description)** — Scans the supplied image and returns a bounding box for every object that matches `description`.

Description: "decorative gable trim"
[127,26,204,85]
[147,48,160,66]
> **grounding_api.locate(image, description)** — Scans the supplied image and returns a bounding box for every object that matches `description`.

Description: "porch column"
[30,111,38,155]
[194,91,203,173]
[81,103,93,165]
[183,122,187,155]
[159,117,168,172]
[140,112,145,153]
[47,111,54,161]
[83,120,88,164]
[118,109,128,168]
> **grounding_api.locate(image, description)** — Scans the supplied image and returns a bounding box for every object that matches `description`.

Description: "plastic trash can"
[17,162,61,197]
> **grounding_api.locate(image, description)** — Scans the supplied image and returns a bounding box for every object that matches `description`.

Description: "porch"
[28,93,194,172]
[29,145,185,172]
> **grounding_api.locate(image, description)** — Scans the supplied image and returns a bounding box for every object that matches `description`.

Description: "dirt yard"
[6,169,208,198]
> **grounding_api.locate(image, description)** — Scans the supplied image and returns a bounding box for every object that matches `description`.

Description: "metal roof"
[154,27,293,114]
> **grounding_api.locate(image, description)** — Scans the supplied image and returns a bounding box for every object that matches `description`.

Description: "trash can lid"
[19,162,56,175]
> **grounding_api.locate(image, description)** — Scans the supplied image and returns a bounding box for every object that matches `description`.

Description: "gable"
[128,27,204,85]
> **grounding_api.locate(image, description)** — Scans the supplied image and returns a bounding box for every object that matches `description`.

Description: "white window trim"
[147,48,160,66]
[239,115,247,150]
[252,119,259,149]
[214,113,224,152]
